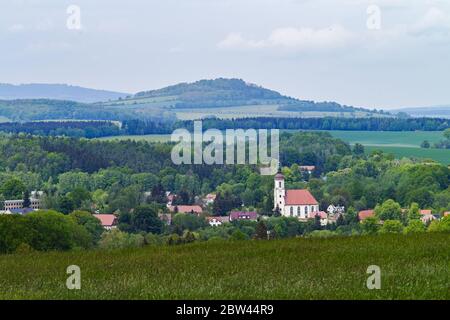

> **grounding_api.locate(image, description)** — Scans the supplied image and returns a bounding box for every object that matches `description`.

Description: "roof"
[358,209,375,220]
[308,211,327,219]
[93,214,117,227]
[207,216,230,223]
[285,190,318,205]
[169,205,203,214]
[420,209,432,215]
[274,173,285,180]
[300,165,316,171]
[9,208,34,215]
[444,212,450,217]
[229,211,258,220]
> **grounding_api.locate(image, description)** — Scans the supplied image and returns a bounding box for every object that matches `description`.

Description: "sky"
[1,0,450,109]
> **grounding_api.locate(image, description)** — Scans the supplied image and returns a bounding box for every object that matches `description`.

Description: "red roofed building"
[358,209,375,221]
[444,212,450,217]
[169,205,203,216]
[274,172,319,218]
[420,209,432,215]
[93,214,117,230]
[229,211,258,222]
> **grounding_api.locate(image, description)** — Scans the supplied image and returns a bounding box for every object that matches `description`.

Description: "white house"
[274,172,319,218]
[327,205,345,216]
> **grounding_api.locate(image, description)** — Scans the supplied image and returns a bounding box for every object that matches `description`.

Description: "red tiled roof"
[93,214,116,227]
[358,209,375,220]
[420,209,432,215]
[308,211,327,219]
[300,165,316,171]
[285,190,318,205]
[169,205,203,214]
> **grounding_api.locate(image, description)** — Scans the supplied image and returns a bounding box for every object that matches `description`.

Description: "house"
[358,209,375,221]
[168,205,203,216]
[444,212,450,217]
[203,193,216,206]
[159,213,172,225]
[229,211,258,222]
[299,165,316,175]
[3,190,43,211]
[93,214,117,230]
[327,204,345,216]
[207,216,230,227]
[274,172,319,218]
[307,211,328,226]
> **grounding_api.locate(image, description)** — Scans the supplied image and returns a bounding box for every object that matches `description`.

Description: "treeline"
[128,117,450,134]
[0,117,448,138]
[0,121,121,138]
[186,117,450,132]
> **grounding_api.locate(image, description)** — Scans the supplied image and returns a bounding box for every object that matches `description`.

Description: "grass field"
[0,233,448,300]
[324,131,450,165]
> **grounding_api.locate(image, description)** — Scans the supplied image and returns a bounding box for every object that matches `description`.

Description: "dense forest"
[0,117,448,139]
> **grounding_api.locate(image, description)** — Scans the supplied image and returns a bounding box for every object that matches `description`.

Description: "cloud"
[8,24,25,32]
[218,25,353,52]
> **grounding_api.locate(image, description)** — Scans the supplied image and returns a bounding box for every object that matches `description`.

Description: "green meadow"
[0,233,448,300]
[324,131,450,165]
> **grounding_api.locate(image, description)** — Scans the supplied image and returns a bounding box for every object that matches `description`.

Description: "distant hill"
[0,79,390,122]
[392,106,450,119]
[129,78,389,118]
[0,83,129,103]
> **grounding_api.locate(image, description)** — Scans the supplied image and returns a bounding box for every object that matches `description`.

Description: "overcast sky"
[1,0,449,109]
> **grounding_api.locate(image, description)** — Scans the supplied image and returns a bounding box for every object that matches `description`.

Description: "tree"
[427,215,450,233]
[230,229,248,241]
[23,190,31,208]
[379,220,404,234]
[374,199,402,221]
[253,221,268,240]
[353,143,365,157]
[444,128,450,140]
[407,203,421,221]
[420,140,430,148]
[404,220,425,234]
[119,204,163,234]
[24,210,92,251]
[69,210,104,245]
[361,217,379,235]
[0,178,26,199]
[172,213,207,232]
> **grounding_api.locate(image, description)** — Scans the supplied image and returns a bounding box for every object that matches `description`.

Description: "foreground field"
[0,233,448,300]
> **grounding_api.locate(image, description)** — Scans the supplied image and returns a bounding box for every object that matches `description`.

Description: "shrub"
[379,220,404,234]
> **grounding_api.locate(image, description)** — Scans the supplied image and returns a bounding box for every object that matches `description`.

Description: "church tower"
[274,172,285,214]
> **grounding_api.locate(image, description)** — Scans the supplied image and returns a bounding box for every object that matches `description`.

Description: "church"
[274,172,319,218]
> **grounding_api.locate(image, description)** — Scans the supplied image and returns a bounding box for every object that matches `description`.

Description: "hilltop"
[0,83,128,103]
[104,78,390,120]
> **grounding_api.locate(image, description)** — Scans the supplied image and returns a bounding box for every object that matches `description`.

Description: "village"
[1,167,448,233]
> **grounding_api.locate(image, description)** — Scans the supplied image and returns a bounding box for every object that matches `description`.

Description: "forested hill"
[0,83,128,103]
[132,78,386,114]
[0,79,389,121]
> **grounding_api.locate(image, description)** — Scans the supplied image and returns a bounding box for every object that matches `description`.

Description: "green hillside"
[0,233,448,300]
[0,79,391,121]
